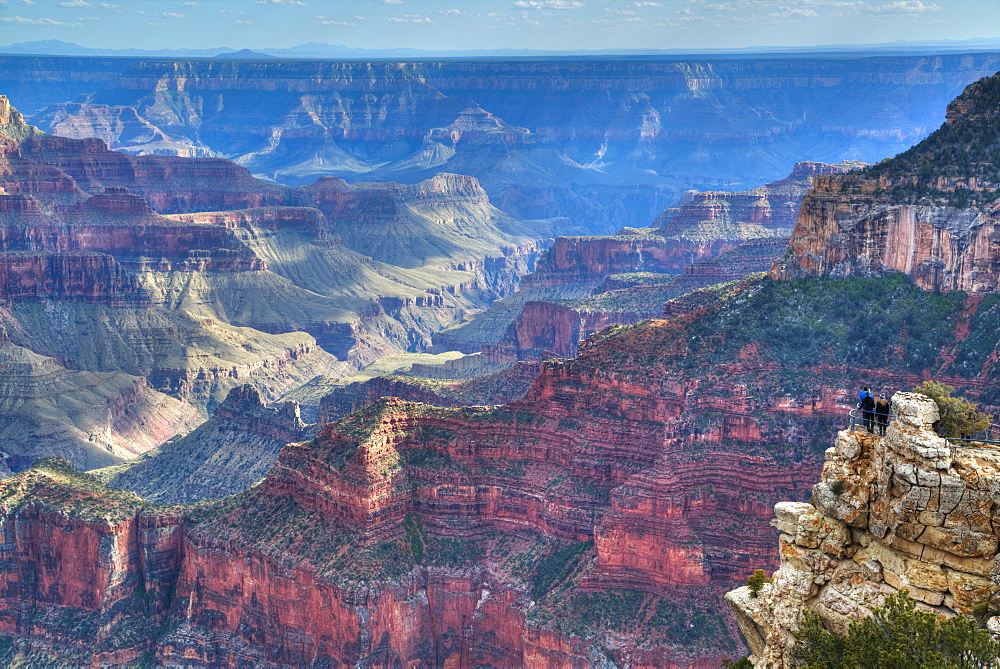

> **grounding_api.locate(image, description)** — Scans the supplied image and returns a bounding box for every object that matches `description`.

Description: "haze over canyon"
[0,43,997,667]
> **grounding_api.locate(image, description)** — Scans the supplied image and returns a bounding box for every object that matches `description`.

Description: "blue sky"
[0,0,997,51]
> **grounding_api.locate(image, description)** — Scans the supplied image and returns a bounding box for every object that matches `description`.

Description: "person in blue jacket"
[858,386,876,433]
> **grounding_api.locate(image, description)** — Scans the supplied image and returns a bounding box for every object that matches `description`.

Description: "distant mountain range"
[0,37,997,59]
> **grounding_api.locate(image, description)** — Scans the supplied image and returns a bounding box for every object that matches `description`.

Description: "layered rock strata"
[437,161,860,359]
[4,268,1000,664]
[0,95,545,470]
[774,73,1000,292]
[726,391,1000,666]
[96,384,313,504]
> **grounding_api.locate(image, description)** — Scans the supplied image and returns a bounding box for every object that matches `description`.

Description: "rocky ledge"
[726,391,1000,666]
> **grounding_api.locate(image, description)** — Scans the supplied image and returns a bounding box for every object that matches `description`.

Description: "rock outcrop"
[96,385,314,504]
[774,73,1000,292]
[726,391,1000,666]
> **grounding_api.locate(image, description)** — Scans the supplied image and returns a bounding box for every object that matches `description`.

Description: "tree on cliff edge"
[912,381,993,441]
[793,590,998,668]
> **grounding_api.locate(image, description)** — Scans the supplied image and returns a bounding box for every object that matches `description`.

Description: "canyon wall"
[774,73,1000,293]
[0,95,547,471]
[726,392,1000,666]
[6,53,998,233]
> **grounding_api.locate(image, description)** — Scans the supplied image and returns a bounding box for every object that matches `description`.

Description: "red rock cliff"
[773,74,1000,292]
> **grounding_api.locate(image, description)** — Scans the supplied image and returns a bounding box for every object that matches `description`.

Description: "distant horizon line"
[1,36,998,60]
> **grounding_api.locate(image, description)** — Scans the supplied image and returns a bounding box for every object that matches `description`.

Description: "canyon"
[0,94,543,472]
[2,52,997,234]
[0,58,997,667]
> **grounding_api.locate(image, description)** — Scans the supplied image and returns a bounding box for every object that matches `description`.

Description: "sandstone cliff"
[726,392,1000,667]
[774,73,1000,292]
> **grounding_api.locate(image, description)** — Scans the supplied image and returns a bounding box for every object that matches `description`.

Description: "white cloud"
[871,0,940,12]
[770,6,819,17]
[382,0,403,4]
[634,1,661,5]
[57,0,91,6]
[21,0,37,5]
[180,2,197,6]
[156,11,185,18]
[387,13,432,22]
[437,8,461,15]
[99,2,119,8]
[512,0,585,8]
[235,19,255,24]
[0,14,79,24]
[256,0,307,4]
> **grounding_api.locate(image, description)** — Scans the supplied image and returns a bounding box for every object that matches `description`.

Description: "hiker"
[875,394,891,436]
[858,386,873,403]
[859,389,877,433]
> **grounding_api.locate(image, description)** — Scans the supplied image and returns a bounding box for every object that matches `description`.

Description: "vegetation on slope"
[584,274,966,377]
[858,73,1000,206]
[793,590,997,668]
[0,457,147,523]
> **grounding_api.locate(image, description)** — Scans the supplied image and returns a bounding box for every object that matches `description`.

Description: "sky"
[0,0,997,52]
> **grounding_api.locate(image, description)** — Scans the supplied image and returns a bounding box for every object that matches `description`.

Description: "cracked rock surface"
[726,391,1000,667]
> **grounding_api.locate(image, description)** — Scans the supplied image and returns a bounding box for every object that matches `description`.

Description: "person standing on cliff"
[859,387,876,433]
[875,393,891,436]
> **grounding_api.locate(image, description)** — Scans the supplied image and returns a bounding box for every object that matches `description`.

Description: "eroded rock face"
[99,384,314,504]
[726,391,1000,667]
[0,95,545,469]
[774,73,1000,293]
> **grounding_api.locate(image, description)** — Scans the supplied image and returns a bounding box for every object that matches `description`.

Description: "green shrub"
[793,590,998,668]
[912,380,994,440]
[721,658,754,669]
[747,569,772,598]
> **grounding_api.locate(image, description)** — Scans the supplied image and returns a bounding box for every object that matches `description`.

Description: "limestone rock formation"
[95,385,314,504]
[726,391,1000,666]
[774,73,1000,292]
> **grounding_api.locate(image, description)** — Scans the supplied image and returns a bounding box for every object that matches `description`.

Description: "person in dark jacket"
[860,390,877,433]
[875,394,891,436]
